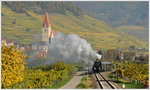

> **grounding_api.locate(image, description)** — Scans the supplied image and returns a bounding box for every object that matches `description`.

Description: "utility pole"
[87,67,88,81]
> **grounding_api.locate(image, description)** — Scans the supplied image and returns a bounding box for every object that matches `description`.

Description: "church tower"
[42,12,51,43]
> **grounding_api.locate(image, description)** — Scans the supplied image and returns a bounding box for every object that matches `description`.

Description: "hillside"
[2,1,83,16]
[1,3,148,51]
[75,2,148,27]
[117,26,149,42]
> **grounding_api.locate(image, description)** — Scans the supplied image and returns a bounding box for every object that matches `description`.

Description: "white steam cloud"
[47,32,101,64]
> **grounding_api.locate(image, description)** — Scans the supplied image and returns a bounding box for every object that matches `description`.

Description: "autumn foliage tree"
[123,63,148,85]
[1,43,28,88]
[103,49,118,61]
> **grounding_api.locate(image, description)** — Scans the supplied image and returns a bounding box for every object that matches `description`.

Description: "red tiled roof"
[25,46,30,50]
[35,51,48,58]
[52,30,55,36]
[50,30,56,37]
[135,60,142,62]
[95,49,99,53]
[42,12,50,28]
[38,51,48,54]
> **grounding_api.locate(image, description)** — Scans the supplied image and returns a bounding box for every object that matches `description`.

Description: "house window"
[45,29,47,32]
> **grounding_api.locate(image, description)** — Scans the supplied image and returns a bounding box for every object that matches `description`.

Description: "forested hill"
[75,2,148,27]
[2,1,83,16]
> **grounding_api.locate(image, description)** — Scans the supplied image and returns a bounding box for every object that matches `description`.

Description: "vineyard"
[12,62,72,89]
[1,44,73,89]
[109,61,149,88]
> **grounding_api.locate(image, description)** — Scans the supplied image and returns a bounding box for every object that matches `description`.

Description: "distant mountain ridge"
[75,1,148,27]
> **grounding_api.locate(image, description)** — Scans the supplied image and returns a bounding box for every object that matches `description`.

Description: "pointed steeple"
[42,12,50,28]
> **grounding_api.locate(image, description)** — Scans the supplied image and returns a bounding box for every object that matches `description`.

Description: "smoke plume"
[47,32,101,64]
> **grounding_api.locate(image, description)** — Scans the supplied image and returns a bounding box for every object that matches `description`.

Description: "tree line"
[3,2,83,16]
[98,49,148,64]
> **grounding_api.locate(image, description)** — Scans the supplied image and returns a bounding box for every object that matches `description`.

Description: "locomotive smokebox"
[93,59,102,73]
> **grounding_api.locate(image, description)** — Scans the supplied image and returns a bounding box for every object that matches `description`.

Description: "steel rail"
[93,72,103,89]
[98,72,115,89]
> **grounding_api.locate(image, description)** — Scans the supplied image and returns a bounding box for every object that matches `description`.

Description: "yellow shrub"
[1,43,28,88]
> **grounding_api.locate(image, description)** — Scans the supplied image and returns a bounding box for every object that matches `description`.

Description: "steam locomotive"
[93,59,102,72]
[88,59,111,74]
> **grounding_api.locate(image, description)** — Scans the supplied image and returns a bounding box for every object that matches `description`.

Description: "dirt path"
[60,71,85,89]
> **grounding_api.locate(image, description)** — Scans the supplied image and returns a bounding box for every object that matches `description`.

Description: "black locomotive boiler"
[93,59,102,72]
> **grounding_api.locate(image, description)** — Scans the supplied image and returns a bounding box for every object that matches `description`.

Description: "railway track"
[94,72,116,89]
[94,72,103,89]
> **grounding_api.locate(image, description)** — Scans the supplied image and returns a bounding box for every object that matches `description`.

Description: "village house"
[35,51,48,58]
[2,38,14,47]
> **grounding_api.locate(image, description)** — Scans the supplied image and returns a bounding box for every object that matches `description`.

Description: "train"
[93,59,102,72]
[88,59,112,73]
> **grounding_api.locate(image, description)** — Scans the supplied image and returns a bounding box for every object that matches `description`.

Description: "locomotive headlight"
[94,67,96,69]
[99,68,100,69]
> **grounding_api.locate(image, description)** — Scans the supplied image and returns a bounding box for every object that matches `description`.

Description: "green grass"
[2,5,148,50]
[108,73,143,89]
[117,81,143,89]
[76,75,87,89]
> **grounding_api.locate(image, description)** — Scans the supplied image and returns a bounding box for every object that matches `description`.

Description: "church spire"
[42,12,50,28]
